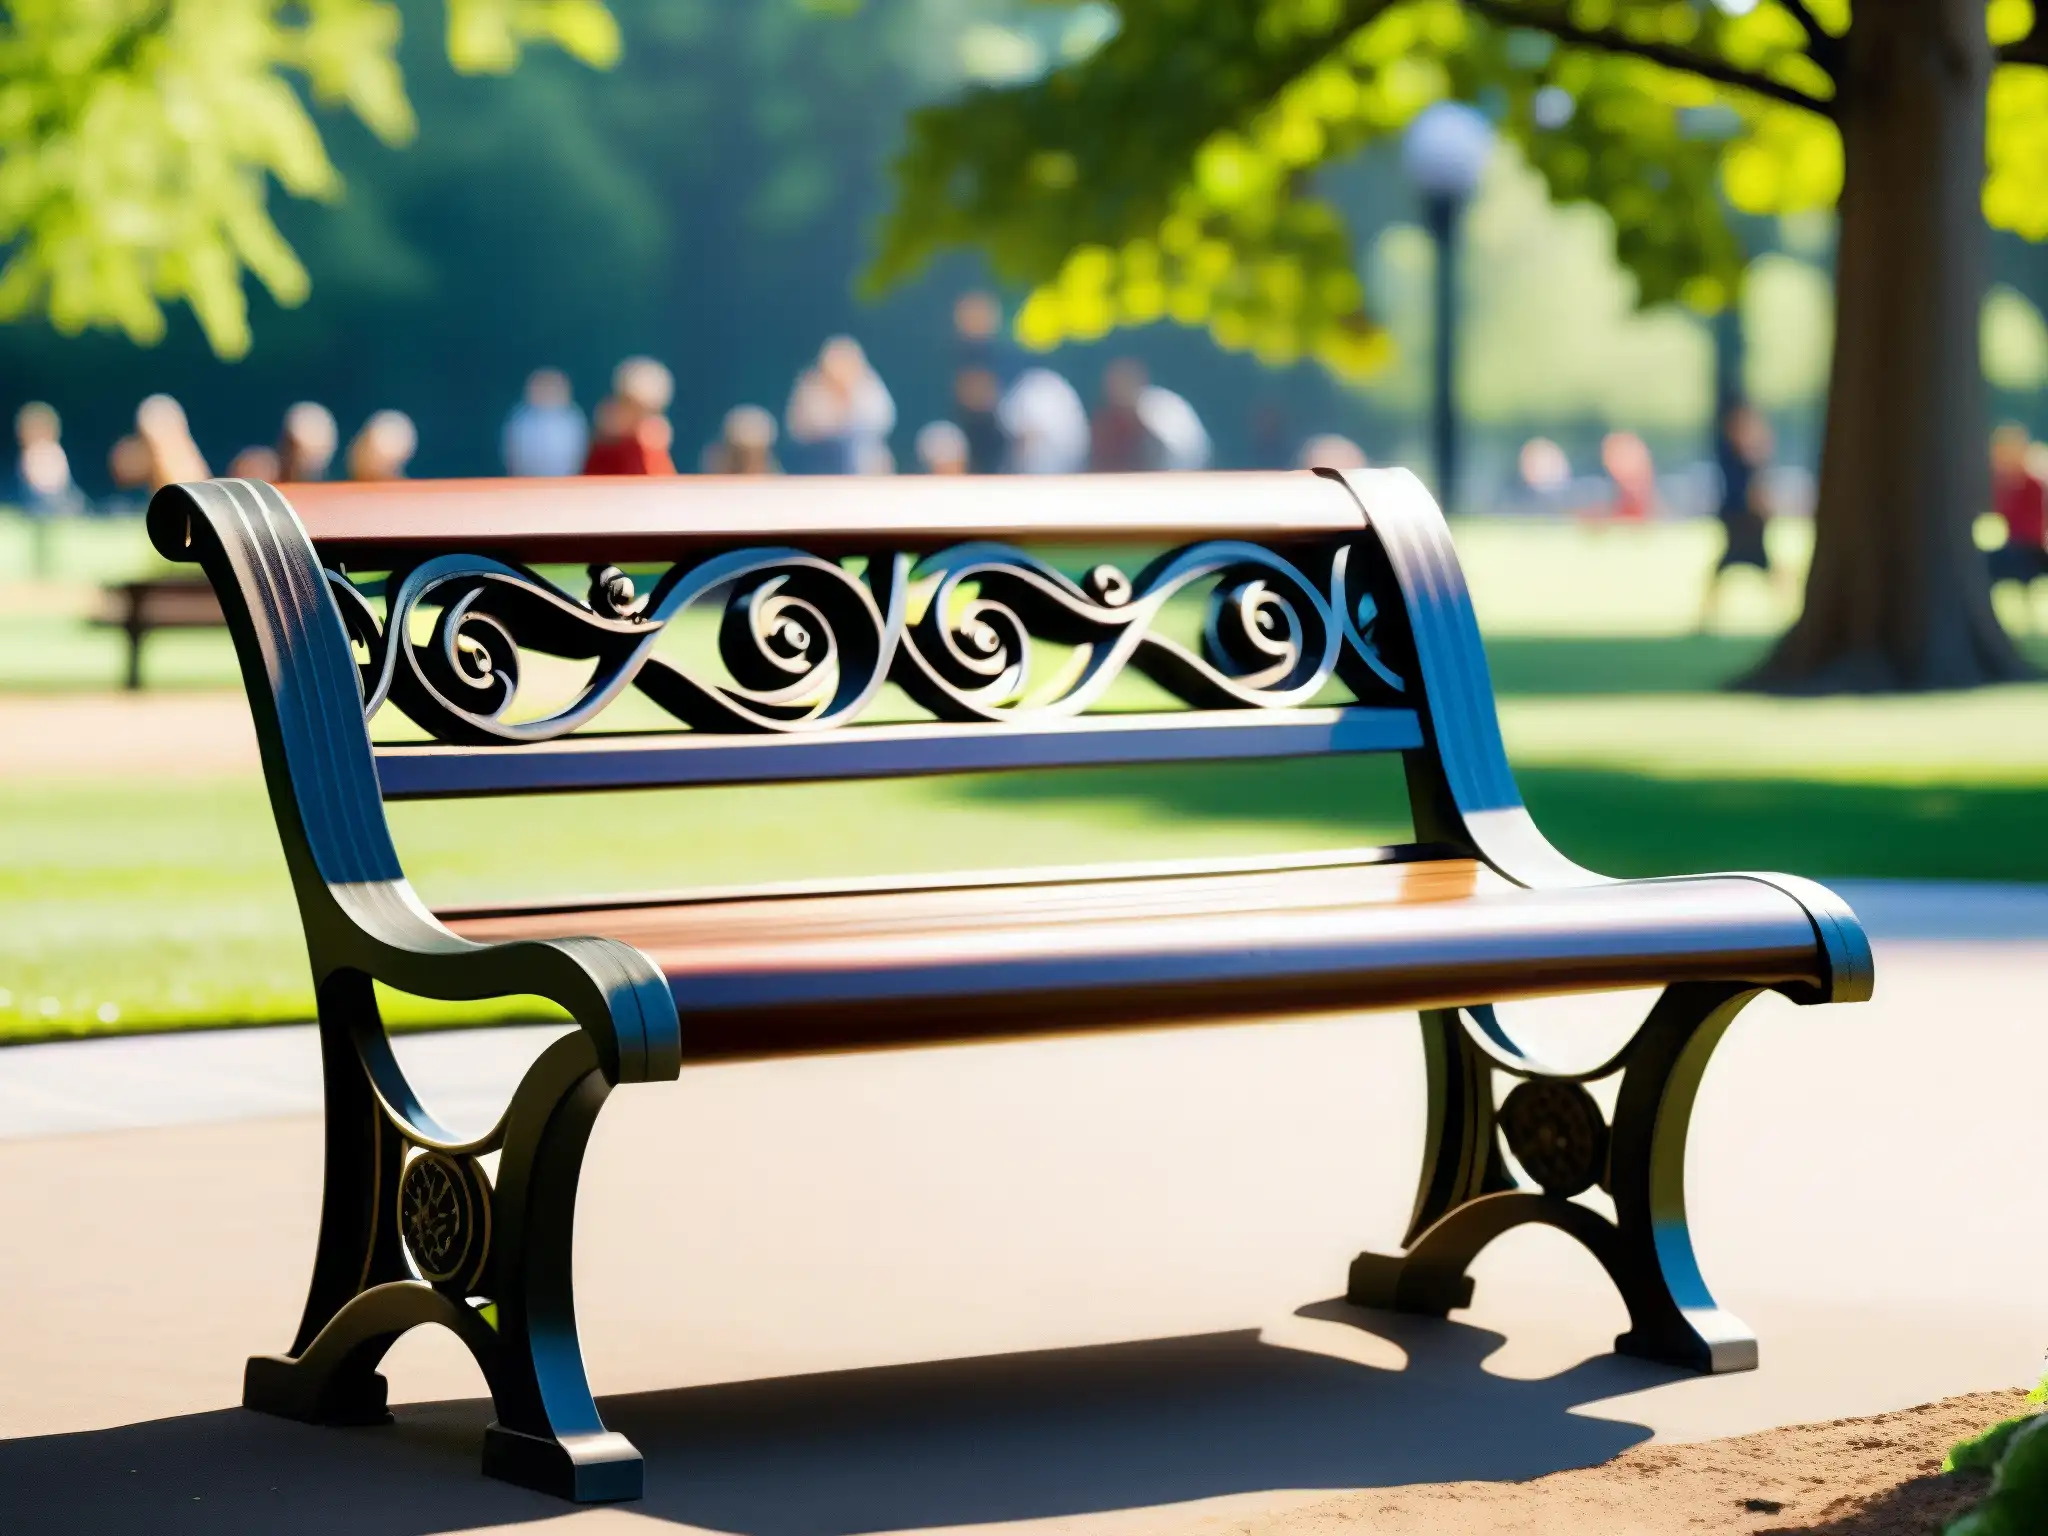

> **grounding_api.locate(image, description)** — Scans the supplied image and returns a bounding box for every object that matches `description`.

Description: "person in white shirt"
[997,368,1088,474]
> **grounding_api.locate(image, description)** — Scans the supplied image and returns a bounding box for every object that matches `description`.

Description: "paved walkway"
[0,896,2042,1532]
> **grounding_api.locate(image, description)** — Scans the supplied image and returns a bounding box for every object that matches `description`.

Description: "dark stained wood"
[444,859,1832,1060]
[98,577,226,628]
[92,576,226,690]
[285,471,1365,563]
[375,706,1423,798]
[434,842,1426,922]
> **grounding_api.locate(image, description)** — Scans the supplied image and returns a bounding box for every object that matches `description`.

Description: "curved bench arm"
[146,478,680,1084]
[328,880,681,1084]
[1322,469,1871,1007]
[1320,468,1603,888]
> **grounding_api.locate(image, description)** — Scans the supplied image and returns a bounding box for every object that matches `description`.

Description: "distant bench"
[93,575,223,690]
[151,469,1872,1503]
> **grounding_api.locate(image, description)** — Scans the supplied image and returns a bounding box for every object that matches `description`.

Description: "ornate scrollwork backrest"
[325,537,1409,747]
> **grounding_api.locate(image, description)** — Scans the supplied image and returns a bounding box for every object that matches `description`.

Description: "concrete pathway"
[0,890,2042,1532]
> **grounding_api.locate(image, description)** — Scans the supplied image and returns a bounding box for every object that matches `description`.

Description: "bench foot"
[243,1352,393,1426]
[247,972,641,1500]
[1350,982,1763,1376]
[483,1425,644,1503]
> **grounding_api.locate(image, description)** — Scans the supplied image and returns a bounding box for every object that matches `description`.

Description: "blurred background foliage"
[0,0,620,358]
[872,0,2048,396]
[0,0,2045,493]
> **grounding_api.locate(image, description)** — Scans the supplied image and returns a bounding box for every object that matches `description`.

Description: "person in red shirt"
[1599,430,1655,522]
[1990,423,2048,601]
[582,356,677,476]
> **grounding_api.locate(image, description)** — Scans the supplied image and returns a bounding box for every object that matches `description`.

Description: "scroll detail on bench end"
[1737,873,1876,1006]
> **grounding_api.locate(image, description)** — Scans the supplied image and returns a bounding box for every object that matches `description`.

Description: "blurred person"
[1296,433,1367,470]
[347,410,418,481]
[1090,358,1150,471]
[915,419,971,475]
[786,337,895,474]
[2027,439,2048,486]
[953,291,1009,376]
[949,291,1011,475]
[135,393,209,488]
[1989,422,2048,615]
[1599,430,1655,523]
[108,433,153,497]
[1518,437,1570,494]
[14,403,76,574]
[584,356,677,476]
[278,401,338,482]
[1251,402,1293,469]
[1136,384,1211,471]
[998,367,1089,474]
[14,402,75,512]
[502,368,587,478]
[700,405,780,475]
[1701,402,1787,628]
[953,365,1005,474]
[227,445,283,481]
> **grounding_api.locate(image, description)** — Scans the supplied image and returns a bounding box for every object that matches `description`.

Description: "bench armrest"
[326,879,682,1085]
[145,478,681,1081]
[1322,469,1872,1007]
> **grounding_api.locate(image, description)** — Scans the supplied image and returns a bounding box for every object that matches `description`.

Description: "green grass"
[0,762,1415,1038]
[5,511,2048,1041]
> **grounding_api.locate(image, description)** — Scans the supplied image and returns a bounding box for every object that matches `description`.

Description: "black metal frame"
[148,468,1870,1502]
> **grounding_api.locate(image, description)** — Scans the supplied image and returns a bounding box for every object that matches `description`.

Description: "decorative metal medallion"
[1498,1079,1609,1199]
[399,1149,492,1292]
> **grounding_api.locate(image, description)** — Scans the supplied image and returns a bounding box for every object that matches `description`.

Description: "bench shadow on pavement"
[0,1303,1677,1535]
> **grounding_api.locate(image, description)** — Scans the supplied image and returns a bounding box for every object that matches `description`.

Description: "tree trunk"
[1744,0,2033,692]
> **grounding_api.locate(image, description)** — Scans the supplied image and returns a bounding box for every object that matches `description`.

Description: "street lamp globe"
[1401,100,1495,204]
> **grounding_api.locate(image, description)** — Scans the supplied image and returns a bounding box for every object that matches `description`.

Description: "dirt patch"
[0,692,256,778]
[1243,1389,2023,1535]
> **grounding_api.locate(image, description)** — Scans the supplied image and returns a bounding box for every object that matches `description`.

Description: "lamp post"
[1401,101,1495,515]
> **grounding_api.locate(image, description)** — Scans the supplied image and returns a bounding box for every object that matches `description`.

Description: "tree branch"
[1774,0,1842,80]
[1463,0,1835,118]
[2000,28,2048,68]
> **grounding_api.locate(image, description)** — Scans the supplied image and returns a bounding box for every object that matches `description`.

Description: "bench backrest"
[148,470,1576,936]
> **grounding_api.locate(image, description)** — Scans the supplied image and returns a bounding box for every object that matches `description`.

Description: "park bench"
[92,574,224,689]
[150,469,1871,1503]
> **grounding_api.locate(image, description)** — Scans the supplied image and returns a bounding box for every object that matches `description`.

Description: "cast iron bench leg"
[243,973,642,1501]
[1346,980,1760,1374]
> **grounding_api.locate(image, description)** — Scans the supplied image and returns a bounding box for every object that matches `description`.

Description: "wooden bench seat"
[444,857,1837,1058]
[153,467,1870,1504]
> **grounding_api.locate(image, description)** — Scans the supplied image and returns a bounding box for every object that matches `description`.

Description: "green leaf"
[447,0,622,75]
[0,0,619,357]
[1947,1413,2041,1475]
[1990,63,2048,240]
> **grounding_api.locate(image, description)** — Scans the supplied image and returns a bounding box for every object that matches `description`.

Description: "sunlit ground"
[2,512,2046,1038]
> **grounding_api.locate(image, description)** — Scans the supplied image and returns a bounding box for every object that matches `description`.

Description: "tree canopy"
[0,0,619,359]
[870,0,2048,378]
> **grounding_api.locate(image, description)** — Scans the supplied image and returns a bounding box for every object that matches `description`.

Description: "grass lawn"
[4,512,2048,1040]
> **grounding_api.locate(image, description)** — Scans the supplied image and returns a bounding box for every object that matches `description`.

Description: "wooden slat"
[286,470,1365,563]
[93,578,224,629]
[434,842,1427,923]
[374,705,1423,799]
[443,864,1830,1061]
[448,857,1495,950]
